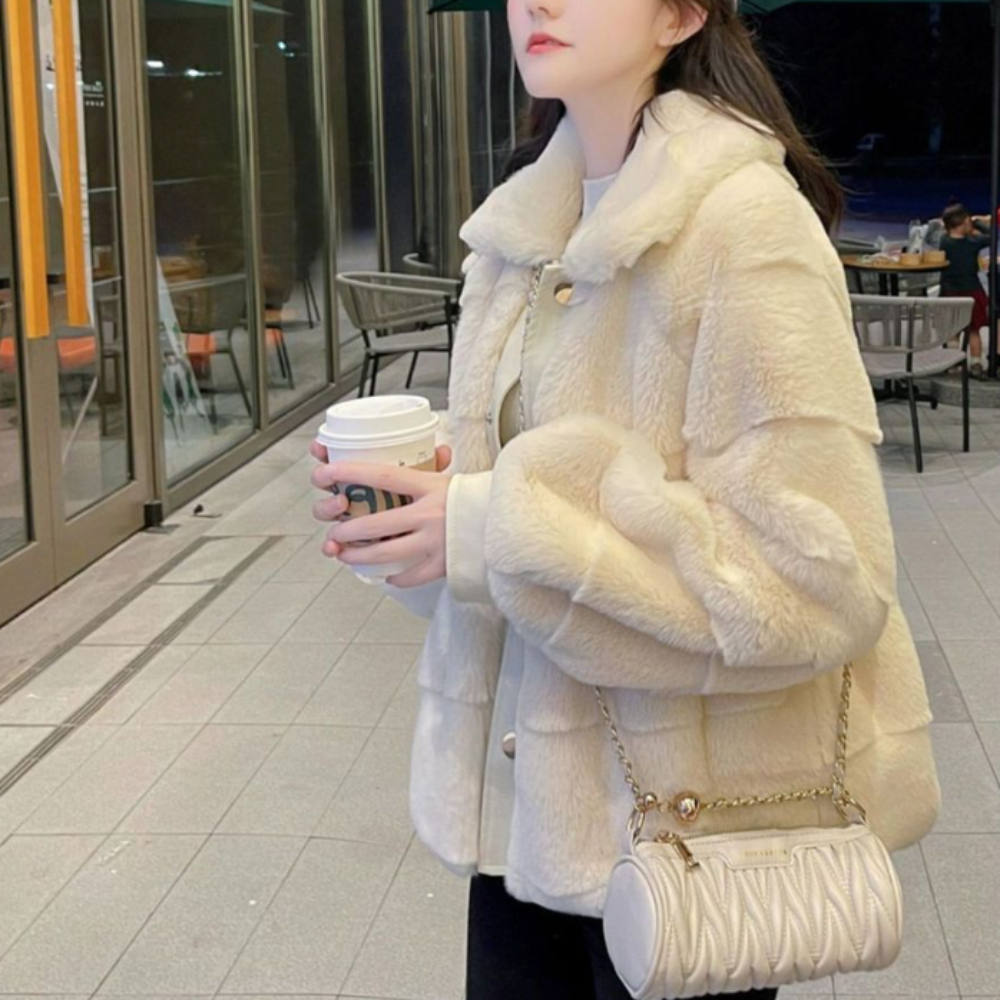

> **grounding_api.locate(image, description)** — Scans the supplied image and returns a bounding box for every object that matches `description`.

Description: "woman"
[311,0,941,997]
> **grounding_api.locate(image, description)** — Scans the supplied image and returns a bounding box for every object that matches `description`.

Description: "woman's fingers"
[322,529,343,559]
[311,460,429,497]
[310,464,335,491]
[313,445,450,582]
[435,445,453,472]
[313,494,349,523]
[335,532,425,567]
[329,502,427,544]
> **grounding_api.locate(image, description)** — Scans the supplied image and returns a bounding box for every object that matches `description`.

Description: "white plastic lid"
[317,394,438,446]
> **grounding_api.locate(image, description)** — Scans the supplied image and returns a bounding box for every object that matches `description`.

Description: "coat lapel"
[448,89,803,479]
[459,90,794,285]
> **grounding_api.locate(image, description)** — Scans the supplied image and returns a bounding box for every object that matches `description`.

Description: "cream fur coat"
[397,89,940,917]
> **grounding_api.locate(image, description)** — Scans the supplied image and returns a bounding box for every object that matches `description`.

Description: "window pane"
[328,0,380,376]
[254,0,329,417]
[51,0,133,518]
[144,0,256,484]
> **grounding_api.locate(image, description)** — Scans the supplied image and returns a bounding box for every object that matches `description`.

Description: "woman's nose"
[524,0,559,16]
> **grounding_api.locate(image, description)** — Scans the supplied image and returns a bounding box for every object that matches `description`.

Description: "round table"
[840,255,949,296]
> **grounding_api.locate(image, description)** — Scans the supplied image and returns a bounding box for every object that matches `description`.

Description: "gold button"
[554,282,574,306]
[501,731,516,760]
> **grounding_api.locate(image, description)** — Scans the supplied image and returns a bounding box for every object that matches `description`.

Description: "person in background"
[940,202,993,378]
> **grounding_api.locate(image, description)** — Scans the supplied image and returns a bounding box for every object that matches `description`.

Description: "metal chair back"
[170,274,248,334]
[336,272,459,335]
[850,294,974,359]
[401,253,440,277]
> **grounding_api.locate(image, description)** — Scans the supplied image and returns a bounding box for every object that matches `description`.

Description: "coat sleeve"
[480,168,897,696]
[445,471,494,604]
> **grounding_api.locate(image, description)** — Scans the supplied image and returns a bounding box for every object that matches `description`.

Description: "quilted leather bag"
[595,665,903,999]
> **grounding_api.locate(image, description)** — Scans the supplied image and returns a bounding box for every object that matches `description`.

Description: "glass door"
[140,0,335,485]
[0,0,153,627]
[252,0,331,419]
[0,42,35,576]
[142,0,257,484]
[327,0,383,378]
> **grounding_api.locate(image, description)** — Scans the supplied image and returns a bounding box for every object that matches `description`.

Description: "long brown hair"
[504,0,844,232]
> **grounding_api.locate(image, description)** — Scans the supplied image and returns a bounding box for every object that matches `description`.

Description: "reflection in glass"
[328,0,381,376]
[39,0,133,518]
[144,0,255,484]
[0,55,29,561]
[254,0,329,417]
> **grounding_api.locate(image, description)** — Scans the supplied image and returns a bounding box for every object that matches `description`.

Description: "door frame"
[0,0,154,626]
[133,0,344,516]
[54,0,154,577]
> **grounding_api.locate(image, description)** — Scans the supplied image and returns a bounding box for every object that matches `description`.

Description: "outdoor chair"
[401,252,440,278]
[173,275,253,423]
[336,272,461,398]
[838,239,880,295]
[835,237,879,256]
[850,294,974,473]
[894,272,941,297]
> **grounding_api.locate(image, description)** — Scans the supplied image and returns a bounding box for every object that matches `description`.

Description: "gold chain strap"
[513,263,865,840]
[595,664,867,840]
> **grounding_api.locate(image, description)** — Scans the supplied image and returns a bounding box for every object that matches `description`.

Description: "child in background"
[940,202,993,378]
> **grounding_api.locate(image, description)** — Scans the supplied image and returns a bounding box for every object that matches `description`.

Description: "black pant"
[467,875,779,1000]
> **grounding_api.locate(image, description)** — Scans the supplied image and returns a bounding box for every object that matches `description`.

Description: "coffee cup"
[317,395,439,584]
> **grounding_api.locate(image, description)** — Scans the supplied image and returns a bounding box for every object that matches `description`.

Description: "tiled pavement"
[1,357,999,1000]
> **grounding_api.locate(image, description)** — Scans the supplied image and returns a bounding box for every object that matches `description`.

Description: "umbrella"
[431,0,1000,377]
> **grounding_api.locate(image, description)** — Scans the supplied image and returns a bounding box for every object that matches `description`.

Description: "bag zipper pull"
[657,831,701,870]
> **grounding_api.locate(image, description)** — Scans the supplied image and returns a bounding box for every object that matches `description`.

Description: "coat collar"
[459,89,794,284]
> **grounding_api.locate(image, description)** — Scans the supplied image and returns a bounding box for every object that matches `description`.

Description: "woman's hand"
[310,441,453,588]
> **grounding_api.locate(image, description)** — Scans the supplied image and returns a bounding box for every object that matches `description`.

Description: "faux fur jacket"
[392,89,940,917]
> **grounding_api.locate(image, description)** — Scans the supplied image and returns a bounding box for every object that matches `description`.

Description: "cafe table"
[840,254,949,296]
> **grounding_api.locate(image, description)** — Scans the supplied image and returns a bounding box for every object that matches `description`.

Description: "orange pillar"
[6,0,51,340]
[52,0,89,328]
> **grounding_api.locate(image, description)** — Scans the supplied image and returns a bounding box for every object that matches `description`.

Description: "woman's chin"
[518,72,575,102]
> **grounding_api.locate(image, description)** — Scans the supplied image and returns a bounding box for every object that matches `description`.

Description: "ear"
[656,0,709,49]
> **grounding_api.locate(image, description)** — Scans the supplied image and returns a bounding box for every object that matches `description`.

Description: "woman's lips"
[527,33,568,55]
